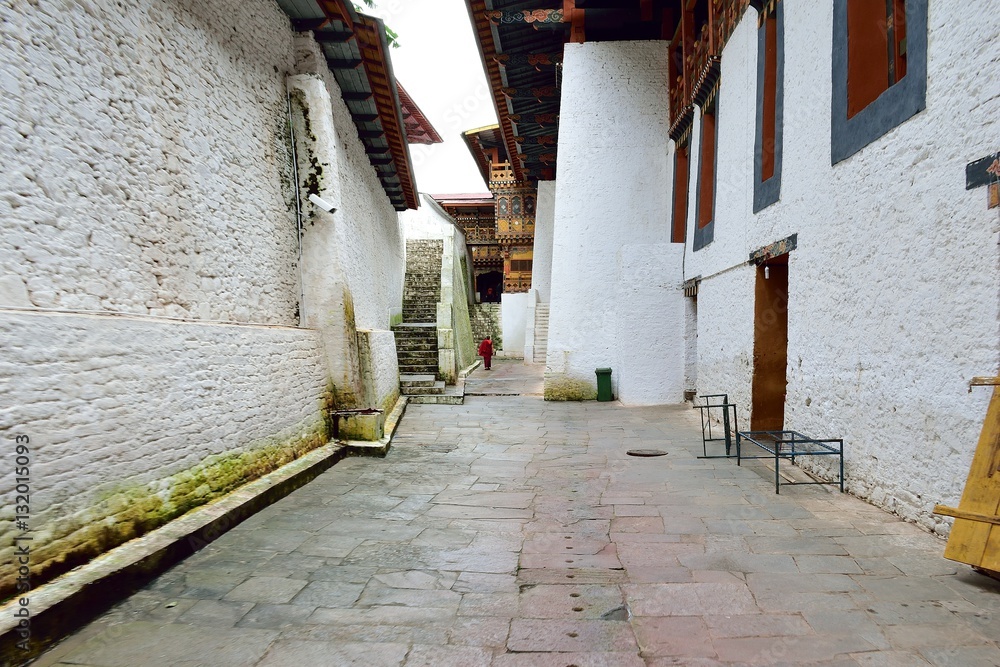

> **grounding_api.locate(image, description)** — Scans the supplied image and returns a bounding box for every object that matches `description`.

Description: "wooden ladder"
[934,376,1000,576]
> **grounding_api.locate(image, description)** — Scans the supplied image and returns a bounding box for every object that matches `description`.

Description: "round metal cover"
[626,449,668,457]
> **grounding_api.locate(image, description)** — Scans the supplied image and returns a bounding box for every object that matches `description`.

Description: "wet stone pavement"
[35,360,1000,666]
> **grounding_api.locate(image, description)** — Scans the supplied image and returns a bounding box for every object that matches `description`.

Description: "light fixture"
[764,265,770,280]
[308,193,336,213]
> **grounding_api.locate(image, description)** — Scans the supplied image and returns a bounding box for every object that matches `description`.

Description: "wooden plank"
[943,386,1000,567]
[970,376,1000,388]
[934,504,1000,527]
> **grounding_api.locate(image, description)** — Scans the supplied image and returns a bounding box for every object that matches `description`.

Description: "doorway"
[476,271,502,302]
[751,254,788,431]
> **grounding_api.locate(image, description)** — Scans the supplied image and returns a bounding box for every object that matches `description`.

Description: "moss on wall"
[0,415,328,603]
[544,375,598,401]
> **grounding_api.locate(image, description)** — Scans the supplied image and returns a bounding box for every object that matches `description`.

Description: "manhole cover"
[626,449,668,457]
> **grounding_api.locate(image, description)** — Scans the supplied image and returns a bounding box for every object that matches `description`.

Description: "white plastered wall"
[290,35,405,426]
[682,1,1000,531]
[501,292,530,357]
[546,41,686,404]
[0,0,409,593]
[530,180,556,303]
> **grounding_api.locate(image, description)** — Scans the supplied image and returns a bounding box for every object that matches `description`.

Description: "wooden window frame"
[671,142,690,244]
[753,1,784,212]
[693,94,718,252]
[832,0,926,164]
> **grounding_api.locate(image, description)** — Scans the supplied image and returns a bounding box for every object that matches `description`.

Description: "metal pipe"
[286,90,306,325]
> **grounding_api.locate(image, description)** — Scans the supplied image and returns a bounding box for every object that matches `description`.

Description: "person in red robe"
[478,337,493,370]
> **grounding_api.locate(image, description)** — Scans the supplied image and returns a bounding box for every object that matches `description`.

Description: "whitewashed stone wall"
[529,180,556,303]
[0,0,408,593]
[0,0,299,322]
[546,41,686,404]
[682,2,1000,531]
[501,292,529,358]
[0,312,328,596]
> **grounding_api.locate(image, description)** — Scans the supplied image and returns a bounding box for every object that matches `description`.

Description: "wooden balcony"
[669,0,751,139]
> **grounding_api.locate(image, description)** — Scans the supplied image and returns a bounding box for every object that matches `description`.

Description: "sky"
[363,0,498,195]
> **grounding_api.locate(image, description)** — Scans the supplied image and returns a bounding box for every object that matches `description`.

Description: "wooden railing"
[671,0,751,126]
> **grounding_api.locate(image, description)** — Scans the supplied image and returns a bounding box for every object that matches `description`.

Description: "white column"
[545,41,686,405]
[530,180,556,303]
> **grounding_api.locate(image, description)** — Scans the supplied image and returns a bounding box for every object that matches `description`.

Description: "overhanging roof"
[275,0,419,210]
[461,125,506,185]
[431,192,495,208]
[397,83,443,145]
[463,1,749,183]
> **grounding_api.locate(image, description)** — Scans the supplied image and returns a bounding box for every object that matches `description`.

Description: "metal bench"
[736,430,844,494]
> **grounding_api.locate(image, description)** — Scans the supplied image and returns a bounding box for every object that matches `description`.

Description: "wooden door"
[751,256,788,431]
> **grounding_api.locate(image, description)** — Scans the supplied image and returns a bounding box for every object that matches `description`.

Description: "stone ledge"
[0,394,409,666]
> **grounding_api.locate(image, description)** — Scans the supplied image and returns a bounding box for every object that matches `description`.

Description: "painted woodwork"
[935,383,1000,575]
[751,257,789,431]
[489,161,537,293]
[697,107,717,230]
[846,0,892,118]
[672,145,690,244]
[761,13,778,181]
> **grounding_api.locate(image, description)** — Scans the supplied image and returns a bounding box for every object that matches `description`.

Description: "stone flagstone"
[33,360,1000,666]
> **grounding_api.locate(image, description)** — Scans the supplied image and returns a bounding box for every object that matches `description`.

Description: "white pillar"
[545,41,686,405]
[530,180,556,303]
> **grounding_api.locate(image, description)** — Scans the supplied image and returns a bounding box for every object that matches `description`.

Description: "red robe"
[478,339,493,365]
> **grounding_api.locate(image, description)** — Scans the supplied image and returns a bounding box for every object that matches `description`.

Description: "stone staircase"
[394,240,462,404]
[471,303,502,351]
[402,240,442,325]
[533,303,549,364]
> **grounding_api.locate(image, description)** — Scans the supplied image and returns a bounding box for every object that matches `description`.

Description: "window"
[754,1,784,212]
[510,259,532,272]
[671,143,690,244]
[693,95,718,251]
[847,0,906,118]
[832,0,926,163]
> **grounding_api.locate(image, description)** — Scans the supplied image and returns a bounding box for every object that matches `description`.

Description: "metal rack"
[736,430,844,494]
[695,393,739,459]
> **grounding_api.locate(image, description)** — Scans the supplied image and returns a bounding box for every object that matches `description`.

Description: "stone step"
[394,339,436,347]
[401,381,446,396]
[400,374,437,388]
[398,362,438,370]
[407,393,464,405]
[396,340,437,350]
[392,324,437,332]
[400,367,439,376]
[393,335,436,341]
[397,354,437,365]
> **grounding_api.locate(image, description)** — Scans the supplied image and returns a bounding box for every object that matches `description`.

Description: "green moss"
[544,376,597,401]
[305,155,322,197]
[0,414,330,603]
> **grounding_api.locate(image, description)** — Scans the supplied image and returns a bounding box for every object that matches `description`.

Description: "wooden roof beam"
[564,0,586,43]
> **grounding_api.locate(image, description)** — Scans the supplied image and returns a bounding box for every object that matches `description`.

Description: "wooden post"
[682,1,695,102]
[563,0,585,43]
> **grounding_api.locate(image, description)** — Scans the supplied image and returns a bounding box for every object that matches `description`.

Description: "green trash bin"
[596,368,613,402]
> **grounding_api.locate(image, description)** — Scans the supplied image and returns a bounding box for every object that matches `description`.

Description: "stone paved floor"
[465,358,544,397]
[35,360,1000,666]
